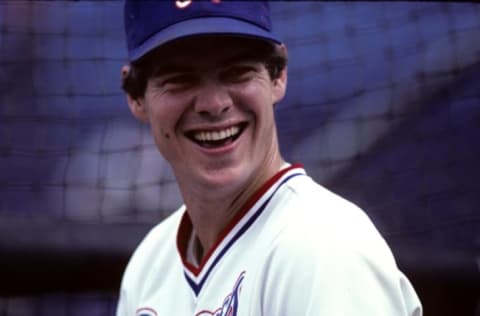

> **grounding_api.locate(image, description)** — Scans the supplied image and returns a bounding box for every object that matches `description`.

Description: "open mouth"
[186,123,247,148]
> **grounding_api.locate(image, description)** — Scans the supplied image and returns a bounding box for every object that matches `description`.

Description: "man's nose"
[193,80,232,118]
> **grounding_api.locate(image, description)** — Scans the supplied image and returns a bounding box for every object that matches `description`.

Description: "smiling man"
[116,1,422,316]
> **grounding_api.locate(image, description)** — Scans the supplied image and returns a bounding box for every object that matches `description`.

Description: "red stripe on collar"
[176,163,304,276]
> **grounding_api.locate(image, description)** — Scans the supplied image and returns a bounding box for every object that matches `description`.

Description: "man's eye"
[159,75,196,90]
[222,66,255,82]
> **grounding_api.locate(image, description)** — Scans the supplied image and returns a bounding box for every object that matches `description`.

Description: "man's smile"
[185,123,247,149]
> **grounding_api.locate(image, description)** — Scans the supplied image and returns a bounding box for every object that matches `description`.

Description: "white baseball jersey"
[116,164,422,316]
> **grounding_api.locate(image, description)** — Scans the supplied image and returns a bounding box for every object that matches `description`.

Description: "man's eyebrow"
[220,52,264,67]
[153,63,194,75]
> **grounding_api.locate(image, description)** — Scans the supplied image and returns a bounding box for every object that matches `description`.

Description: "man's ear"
[126,94,149,123]
[272,44,288,105]
[122,65,149,123]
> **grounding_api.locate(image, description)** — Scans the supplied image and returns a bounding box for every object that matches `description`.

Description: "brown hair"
[121,37,287,99]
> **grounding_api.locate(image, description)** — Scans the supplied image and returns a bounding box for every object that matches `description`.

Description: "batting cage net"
[1,1,479,315]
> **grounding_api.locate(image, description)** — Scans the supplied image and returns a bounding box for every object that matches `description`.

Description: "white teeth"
[193,126,240,142]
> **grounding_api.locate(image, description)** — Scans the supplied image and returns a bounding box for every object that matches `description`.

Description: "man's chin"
[196,166,247,190]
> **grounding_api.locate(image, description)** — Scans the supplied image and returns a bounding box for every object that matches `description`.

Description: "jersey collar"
[176,163,305,295]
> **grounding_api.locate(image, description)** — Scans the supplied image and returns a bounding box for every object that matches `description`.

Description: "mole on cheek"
[161,129,170,139]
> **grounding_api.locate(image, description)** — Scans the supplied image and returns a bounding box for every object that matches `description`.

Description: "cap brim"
[129,17,282,62]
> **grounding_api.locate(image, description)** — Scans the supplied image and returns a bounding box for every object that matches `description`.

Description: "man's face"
[131,37,287,196]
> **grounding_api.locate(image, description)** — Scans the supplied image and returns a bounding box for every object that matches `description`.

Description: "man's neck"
[181,159,286,262]
[183,182,256,261]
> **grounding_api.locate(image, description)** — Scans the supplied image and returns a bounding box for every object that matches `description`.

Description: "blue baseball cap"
[124,0,282,62]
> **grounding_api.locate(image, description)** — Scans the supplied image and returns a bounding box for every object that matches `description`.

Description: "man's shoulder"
[133,206,185,257]
[272,174,393,259]
[282,173,363,217]
[121,207,185,285]
[259,176,422,315]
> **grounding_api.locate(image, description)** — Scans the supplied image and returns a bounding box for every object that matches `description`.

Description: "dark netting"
[0,1,479,315]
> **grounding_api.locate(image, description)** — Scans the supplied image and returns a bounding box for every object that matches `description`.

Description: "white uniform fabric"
[116,164,422,316]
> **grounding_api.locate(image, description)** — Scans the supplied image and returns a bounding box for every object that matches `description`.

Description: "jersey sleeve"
[114,209,185,316]
[115,288,131,316]
[257,205,422,316]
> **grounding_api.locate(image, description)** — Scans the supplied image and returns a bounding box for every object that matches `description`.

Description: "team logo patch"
[196,271,245,316]
[136,307,158,316]
[175,0,192,9]
[175,0,221,10]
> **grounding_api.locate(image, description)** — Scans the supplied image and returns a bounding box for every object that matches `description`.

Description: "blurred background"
[0,1,479,315]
